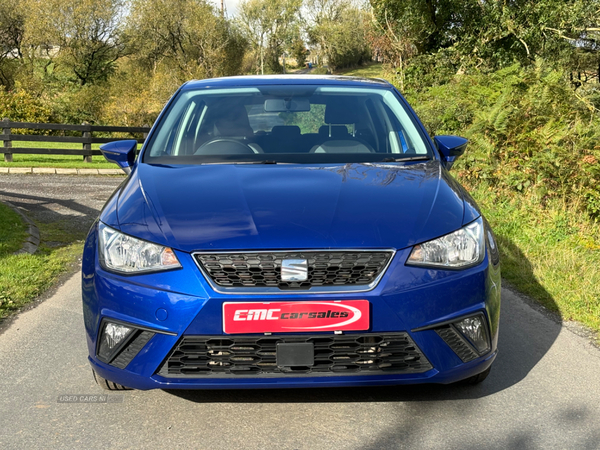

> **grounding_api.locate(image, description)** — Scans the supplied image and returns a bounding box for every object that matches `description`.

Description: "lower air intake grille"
[194,251,393,290]
[109,330,155,369]
[436,326,479,363]
[158,333,432,377]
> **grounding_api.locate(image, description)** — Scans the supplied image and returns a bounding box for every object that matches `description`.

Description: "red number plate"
[223,301,370,334]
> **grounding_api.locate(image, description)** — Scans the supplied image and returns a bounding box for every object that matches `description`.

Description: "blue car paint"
[83,228,500,389]
[99,140,137,171]
[112,161,471,252]
[83,75,501,390]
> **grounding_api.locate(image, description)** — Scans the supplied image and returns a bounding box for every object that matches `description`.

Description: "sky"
[209,0,242,16]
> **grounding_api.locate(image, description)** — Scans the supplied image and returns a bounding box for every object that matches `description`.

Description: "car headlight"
[406,217,484,269]
[98,222,181,273]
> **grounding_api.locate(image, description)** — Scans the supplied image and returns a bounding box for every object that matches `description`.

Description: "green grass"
[337,63,384,79]
[0,141,136,168]
[310,67,329,75]
[471,185,600,339]
[0,203,28,254]
[0,203,84,319]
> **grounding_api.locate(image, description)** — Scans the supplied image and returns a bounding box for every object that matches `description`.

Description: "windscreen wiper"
[230,160,279,165]
[381,155,431,162]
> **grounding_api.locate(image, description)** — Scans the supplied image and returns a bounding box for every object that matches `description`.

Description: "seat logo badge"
[281,259,308,282]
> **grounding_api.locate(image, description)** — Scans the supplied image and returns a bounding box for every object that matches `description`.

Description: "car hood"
[107,161,477,253]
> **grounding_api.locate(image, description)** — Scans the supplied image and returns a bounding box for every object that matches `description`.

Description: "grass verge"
[0,203,28,254]
[471,185,600,339]
[0,204,84,319]
[336,63,384,79]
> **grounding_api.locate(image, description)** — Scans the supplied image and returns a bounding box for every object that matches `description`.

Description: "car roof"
[181,75,393,90]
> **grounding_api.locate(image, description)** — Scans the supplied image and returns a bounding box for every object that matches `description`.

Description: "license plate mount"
[222,300,370,334]
[276,343,315,367]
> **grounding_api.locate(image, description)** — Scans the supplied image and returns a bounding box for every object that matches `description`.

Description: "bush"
[0,87,52,124]
[407,61,600,219]
[50,84,111,125]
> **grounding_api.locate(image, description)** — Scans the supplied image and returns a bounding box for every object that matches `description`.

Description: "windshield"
[143,85,431,164]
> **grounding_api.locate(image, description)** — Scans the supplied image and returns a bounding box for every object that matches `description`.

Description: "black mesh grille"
[158,333,432,377]
[110,330,155,369]
[194,251,393,290]
[436,326,479,363]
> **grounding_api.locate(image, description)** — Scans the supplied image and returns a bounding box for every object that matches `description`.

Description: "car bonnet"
[108,161,468,253]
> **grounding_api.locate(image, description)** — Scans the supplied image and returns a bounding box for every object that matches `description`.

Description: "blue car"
[82,75,501,391]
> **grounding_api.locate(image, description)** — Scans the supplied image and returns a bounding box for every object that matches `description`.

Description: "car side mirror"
[100,140,137,174]
[434,135,468,170]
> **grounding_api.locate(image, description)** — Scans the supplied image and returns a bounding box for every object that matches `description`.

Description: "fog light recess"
[454,315,490,354]
[432,313,491,363]
[96,320,156,369]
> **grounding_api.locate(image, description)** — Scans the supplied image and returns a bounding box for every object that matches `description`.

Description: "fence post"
[140,124,149,158]
[2,118,12,163]
[82,122,92,163]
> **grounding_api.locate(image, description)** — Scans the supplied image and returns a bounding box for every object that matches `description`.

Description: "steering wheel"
[195,138,255,155]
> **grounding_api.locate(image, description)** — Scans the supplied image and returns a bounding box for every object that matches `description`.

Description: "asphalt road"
[0,174,599,449]
[0,173,124,240]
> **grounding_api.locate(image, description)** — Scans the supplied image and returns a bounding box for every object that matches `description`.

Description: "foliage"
[342,62,600,338]
[237,0,301,74]
[24,0,127,86]
[0,0,247,126]
[0,86,52,123]
[370,0,600,89]
[280,104,326,134]
[336,63,384,78]
[126,0,246,83]
[305,0,371,70]
[50,84,110,124]
[407,61,600,220]
[289,37,308,68]
[0,0,25,88]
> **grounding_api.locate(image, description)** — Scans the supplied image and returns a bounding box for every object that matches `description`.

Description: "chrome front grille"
[194,250,394,291]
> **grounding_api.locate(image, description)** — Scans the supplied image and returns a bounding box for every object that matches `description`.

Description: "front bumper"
[82,224,501,390]
[90,351,497,390]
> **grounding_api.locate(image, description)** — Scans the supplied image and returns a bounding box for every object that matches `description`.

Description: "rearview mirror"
[100,140,137,174]
[434,135,468,170]
[264,98,311,112]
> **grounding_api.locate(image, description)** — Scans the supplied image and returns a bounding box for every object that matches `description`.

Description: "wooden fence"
[1,119,151,163]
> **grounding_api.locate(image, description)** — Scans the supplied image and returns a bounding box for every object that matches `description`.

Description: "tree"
[370,0,600,74]
[24,0,127,86]
[290,36,308,68]
[305,0,371,70]
[0,0,25,87]
[126,0,246,82]
[237,0,302,74]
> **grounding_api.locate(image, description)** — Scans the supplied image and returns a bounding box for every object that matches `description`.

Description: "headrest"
[324,98,360,124]
[212,103,254,137]
[318,125,350,138]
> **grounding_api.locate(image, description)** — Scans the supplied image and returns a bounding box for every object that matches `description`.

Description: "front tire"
[93,369,132,391]
[461,366,492,385]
